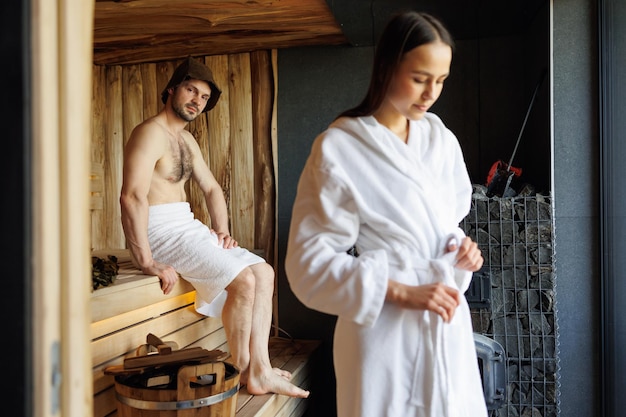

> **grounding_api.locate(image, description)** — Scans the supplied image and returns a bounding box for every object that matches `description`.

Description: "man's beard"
[173,102,200,122]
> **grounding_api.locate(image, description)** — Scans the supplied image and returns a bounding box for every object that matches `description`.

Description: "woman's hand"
[447,236,483,272]
[384,236,482,322]
[386,280,461,322]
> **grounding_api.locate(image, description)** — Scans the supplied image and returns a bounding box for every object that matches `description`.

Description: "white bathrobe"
[285,114,488,417]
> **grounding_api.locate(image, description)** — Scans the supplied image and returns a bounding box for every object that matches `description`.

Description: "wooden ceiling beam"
[93,0,348,65]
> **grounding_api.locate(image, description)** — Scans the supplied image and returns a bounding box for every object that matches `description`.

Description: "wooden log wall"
[91,51,278,265]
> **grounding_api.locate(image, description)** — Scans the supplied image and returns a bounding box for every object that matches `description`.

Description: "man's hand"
[212,230,239,249]
[142,260,179,295]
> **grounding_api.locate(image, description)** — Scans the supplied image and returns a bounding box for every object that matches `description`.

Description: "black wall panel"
[600,0,626,415]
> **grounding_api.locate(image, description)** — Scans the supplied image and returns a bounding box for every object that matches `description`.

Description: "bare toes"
[245,370,309,398]
[273,367,292,380]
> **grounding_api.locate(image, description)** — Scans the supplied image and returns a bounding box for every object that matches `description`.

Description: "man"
[120,56,309,398]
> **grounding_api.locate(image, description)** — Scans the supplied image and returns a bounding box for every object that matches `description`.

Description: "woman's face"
[384,40,452,121]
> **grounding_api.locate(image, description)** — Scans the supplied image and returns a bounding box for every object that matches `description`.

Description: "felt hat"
[161,56,222,112]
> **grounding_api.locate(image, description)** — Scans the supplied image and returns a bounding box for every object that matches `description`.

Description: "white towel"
[147,202,264,317]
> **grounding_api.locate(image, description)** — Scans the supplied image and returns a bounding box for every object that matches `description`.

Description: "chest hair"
[167,137,193,183]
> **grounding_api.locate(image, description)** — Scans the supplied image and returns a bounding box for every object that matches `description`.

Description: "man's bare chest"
[159,137,193,183]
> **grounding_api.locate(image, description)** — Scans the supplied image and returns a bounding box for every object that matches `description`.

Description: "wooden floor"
[235,338,319,417]
[106,338,319,417]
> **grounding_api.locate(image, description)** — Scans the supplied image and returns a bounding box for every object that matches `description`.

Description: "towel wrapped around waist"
[147,202,264,317]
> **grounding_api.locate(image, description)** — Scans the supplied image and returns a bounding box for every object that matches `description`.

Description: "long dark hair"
[337,11,455,119]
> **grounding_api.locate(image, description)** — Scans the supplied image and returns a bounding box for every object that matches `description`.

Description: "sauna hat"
[161,56,222,113]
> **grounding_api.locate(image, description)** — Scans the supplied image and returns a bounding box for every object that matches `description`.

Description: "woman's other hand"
[447,236,483,272]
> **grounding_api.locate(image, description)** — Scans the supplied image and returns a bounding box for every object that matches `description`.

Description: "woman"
[285,11,488,417]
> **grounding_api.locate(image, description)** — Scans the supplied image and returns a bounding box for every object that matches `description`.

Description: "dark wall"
[326,0,552,192]
[552,1,600,416]
[277,45,373,415]
[433,26,551,193]
[0,0,31,416]
[278,2,599,417]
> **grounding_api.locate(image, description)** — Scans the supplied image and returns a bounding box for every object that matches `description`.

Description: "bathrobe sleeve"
[285,133,388,328]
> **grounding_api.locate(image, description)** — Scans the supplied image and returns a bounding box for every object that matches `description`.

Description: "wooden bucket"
[114,361,239,417]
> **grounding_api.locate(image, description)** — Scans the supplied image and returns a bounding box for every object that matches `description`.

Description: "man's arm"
[186,134,237,248]
[120,123,179,293]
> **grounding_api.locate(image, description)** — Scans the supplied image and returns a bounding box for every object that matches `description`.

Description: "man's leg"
[222,267,254,373]
[222,263,309,398]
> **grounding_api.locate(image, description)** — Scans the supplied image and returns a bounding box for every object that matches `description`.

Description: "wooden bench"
[91,249,319,417]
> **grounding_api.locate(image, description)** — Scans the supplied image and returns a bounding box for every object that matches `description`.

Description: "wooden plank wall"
[90,51,277,265]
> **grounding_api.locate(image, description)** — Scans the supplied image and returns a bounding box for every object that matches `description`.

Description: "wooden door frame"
[31,0,94,416]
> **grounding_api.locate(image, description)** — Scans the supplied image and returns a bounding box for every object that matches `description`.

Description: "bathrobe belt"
[387,251,459,415]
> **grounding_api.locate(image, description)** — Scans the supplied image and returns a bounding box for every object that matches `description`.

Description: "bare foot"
[245,368,310,398]
[273,367,292,380]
